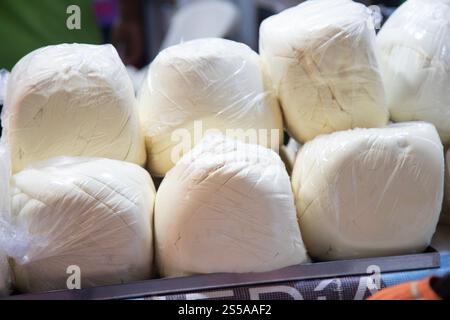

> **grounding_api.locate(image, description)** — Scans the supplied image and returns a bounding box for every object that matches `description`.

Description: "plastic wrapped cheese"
[2,43,146,173]
[0,144,12,297]
[138,38,283,177]
[155,135,308,277]
[5,157,155,293]
[292,122,444,261]
[377,0,450,144]
[259,0,388,143]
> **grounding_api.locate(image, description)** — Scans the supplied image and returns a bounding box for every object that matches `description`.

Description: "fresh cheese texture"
[292,122,444,261]
[259,0,388,143]
[377,0,450,144]
[2,44,146,173]
[155,135,308,276]
[9,157,155,293]
[138,38,283,177]
[0,144,11,297]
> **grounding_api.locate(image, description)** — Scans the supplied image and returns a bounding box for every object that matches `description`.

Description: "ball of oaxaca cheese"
[377,0,450,144]
[292,122,444,261]
[155,135,308,277]
[138,38,283,177]
[10,157,155,293]
[2,44,146,173]
[259,0,388,143]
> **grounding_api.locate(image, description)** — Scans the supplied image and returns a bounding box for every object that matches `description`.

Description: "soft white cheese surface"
[138,38,283,177]
[260,0,388,143]
[292,122,444,261]
[377,0,450,144]
[2,44,146,173]
[9,157,155,293]
[155,135,308,277]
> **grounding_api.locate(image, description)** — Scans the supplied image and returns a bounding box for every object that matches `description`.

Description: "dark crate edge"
[5,248,441,300]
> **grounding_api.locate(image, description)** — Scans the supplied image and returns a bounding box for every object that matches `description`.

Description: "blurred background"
[0,0,405,94]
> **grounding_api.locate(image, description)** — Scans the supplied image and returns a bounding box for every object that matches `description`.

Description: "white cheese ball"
[292,122,444,261]
[377,0,450,144]
[155,135,308,277]
[2,44,146,173]
[10,157,155,293]
[260,0,388,143]
[138,38,283,177]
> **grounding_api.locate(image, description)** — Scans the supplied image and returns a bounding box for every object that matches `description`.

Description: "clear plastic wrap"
[0,143,12,296]
[377,0,450,144]
[291,122,444,261]
[259,0,388,143]
[138,38,283,177]
[155,134,309,277]
[1,157,155,293]
[1,43,146,173]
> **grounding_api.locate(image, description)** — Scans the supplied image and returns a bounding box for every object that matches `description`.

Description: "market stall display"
[377,0,450,144]
[259,0,388,143]
[2,44,146,173]
[6,157,155,293]
[138,38,283,177]
[1,0,449,301]
[292,122,444,261]
[155,135,308,277]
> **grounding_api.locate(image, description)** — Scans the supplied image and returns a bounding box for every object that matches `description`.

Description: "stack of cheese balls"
[0,0,448,295]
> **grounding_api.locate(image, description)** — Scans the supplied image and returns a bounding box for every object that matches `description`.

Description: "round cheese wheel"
[2,44,146,173]
[260,0,388,143]
[292,122,444,261]
[10,157,155,293]
[138,38,283,177]
[155,135,308,276]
